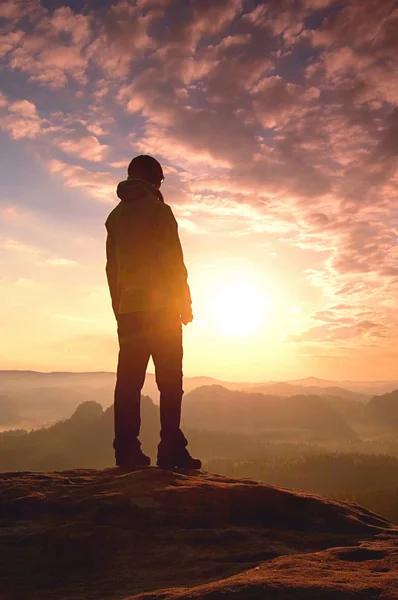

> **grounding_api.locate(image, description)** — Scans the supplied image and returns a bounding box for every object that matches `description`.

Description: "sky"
[0,0,397,381]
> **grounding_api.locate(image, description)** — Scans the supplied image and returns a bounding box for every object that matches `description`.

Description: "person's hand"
[180,306,193,325]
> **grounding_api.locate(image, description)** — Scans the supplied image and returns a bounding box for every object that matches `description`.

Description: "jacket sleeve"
[161,205,192,313]
[105,229,120,318]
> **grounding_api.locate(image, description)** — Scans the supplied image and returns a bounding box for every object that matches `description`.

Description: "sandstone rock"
[1,468,397,599]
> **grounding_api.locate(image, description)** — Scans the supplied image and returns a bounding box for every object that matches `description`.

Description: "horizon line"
[0,369,397,384]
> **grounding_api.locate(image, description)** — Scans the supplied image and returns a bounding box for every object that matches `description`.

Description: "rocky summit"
[1,468,397,600]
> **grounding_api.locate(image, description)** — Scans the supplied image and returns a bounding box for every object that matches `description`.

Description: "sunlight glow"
[212,281,269,337]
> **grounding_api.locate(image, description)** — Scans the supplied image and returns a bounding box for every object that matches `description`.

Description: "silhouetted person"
[105,155,201,470]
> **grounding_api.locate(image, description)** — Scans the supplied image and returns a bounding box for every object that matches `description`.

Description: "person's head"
[127,155,164,189]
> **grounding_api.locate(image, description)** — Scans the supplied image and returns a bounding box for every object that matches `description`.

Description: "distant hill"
[1,396,277,472]
[288,377,398,396]
[368,390,398,430]
[1,370,397,430]
[0,397,158,472]
[322,395,369,430]
[182,385,356,440]
[0,395,20,426]
[242,382,371,402]
[0,371,236,428]
[0,385,99,430]
[0,387,362,471]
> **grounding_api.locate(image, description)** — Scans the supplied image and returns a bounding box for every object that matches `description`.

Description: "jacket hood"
[116,178,159,202]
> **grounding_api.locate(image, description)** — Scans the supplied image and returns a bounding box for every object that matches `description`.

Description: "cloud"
[0,92,8,109]
[46,258,77,267]
[9,99,38,117]
[287,299,390,344]
[87,1,160,78]
[308,0,398,109]
[0,2,22,19]
[193,0,243,35]
[122,80,259,169]
[109,160,130,169]
[252,75,320,128]
[3,4,91,88]
[0,30,24,58]
[1,96,42,139]
[137,0,174,6]
[330,219,398,278]
[10,41,88,89]
[311,0,397,50]
[57,135,109,163]
[50,6,90,45]
[145,0,245,84]
[0,0,43,20]
[0,204,24,219]
[48,160,115,202]
[197,38,273,102]
[0,239,39,254]
[287,320,385,343]
[1,240,78,269]
[2,115,41,140]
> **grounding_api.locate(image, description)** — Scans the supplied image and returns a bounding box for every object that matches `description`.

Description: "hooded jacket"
[105,178,192,317]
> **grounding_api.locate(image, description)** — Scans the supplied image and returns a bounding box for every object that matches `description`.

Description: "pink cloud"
[197,50,272,102]
[109,160,130,169]
[87,2,161,78]
[3,4,91,88]
[134,123,233,168]
[252,75,320,128]
[287,296,398,350]
[0,30,24,58]
[242,0,331,46]
[85,123,107,137]
[192,0,243,36]
[137,0,173,6]
[1,97,42,139]
[322,47,373,80]
[0,204,24,220]
[0,1,30,19]
[48,160,115,202]
[9,99,38,117]
[303,0,337,7]
[0,92,8,109]
[57,135,109,163]
[11,41,88,88]
[50,6,90,45]
[46,258,77,267]
[331,219,398,278]
[0,0,43,20]
[307,0,398,108]
[289,319,386,343]
[312,0,397,50]
[0,239,39,254]
[149,0,245,83]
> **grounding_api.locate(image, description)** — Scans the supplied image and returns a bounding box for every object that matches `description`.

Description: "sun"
[211,281,269,337]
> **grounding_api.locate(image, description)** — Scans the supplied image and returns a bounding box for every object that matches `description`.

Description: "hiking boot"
[157,446,201,470]
[116,448,151,469]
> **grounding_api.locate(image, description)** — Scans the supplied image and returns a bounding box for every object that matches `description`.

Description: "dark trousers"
[113,308,186,462]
